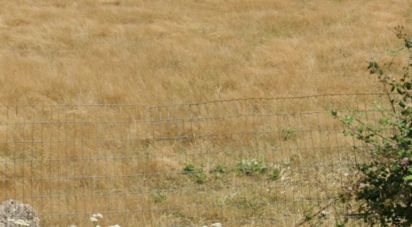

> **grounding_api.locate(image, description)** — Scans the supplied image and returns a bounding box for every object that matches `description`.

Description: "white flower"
[90,217,98,222]
[93,213,104,219]
[320,210,329,217]
[211,223,222,227]
[8,219,30,226]
[90,213,104,222]
[109,225,121,227]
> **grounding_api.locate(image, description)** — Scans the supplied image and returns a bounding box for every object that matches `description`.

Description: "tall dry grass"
[0,0,410,105]
[0,0,411,226]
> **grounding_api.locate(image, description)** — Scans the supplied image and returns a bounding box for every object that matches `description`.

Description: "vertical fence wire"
[0,93,391,226]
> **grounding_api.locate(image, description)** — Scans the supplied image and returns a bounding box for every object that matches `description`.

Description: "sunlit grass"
[0,0,410,226]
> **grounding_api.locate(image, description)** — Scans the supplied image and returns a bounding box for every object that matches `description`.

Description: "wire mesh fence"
[0,93,391,226]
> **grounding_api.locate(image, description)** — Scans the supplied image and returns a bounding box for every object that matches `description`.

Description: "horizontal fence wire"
[0,93,392,226]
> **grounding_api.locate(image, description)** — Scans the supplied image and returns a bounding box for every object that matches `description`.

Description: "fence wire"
[0,93,391,226]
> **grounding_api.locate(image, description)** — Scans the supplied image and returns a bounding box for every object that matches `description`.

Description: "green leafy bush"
[236,159,267,176]
[269,167,282,181]
[336,26,412,226]
[210,164,227,174]
[182,164,196,174]
[210,164,227,179]
[182,164,207,184]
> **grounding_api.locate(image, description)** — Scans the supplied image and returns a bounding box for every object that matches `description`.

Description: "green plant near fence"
[333,26,412,226]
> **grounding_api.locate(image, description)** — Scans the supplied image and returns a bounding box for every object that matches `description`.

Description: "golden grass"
[0,0,410,105]
[0,0,411,226]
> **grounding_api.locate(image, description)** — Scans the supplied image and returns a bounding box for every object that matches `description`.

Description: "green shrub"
[182,164,207,184]
[210,164,227,174]
[269,167,282,181]
[236,159,267,176]
[182,164,196,174]
[210,164,227,179]
[335,26,412,226]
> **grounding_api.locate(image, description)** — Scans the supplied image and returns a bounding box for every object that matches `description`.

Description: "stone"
[0,200,39,227]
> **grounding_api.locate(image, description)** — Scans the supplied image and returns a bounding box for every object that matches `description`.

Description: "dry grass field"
[0,0,410,105]
[0,0,411,226]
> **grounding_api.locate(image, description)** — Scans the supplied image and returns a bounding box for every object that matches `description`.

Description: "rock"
[0,200,39,227]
